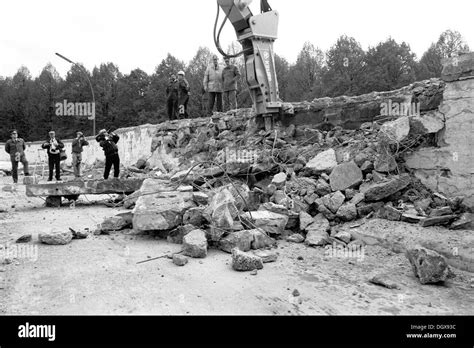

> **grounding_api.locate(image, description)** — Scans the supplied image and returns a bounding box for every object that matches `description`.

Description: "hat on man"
[177,71,185,76]
[10,129,18,134]
[99,129,107,134]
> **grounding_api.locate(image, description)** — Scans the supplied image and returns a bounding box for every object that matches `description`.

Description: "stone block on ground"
[419,215,457,227]
[361,174,411,202]
[287,233,305,243]
[406,246,450,284]
[183,207,206,227]
[252,249,278,263]
[16,234,32,243]
[101,215,131,232]
[218,230,253,253]
[334,231,352,244]
[376,205,402,221]
[329,161,363,192]
[172,254,189,266]
[304,214,330,247]
[315,179,332,196]
[336,203,357,221]
[305,148,337,173]
[167,224,195,244]
[182,229,208,258]
[39,230,73,245]
[369,274,401,290]
[231,248,264,271]
[250,229,277,250]
[429,206,453,217]
[204,188,239,230]
[450,213,474,230]
[299,211,314,231]
[321,191,345,214]
[241,211,289,235]
[379,116,410,143]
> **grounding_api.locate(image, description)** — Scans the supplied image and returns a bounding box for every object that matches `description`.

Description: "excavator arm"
[215,0,281,130]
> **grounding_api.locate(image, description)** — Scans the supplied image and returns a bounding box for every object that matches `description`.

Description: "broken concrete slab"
[205,188,239,231]
[241,211,289,235]
[361,174,411,202]
[376,205,402,221]
[183,207,206,227]
[304,214,330,247]
[251,249,278,263]
[321,191,345,214]
[409,111,445,135]
[336,203,357,221]
[379,116,410,143]
[334,231,352,244]
[182,229,208,258]
[329,161,363,192]
[218,230,253,253]
[132,183,195,231]
[100,215,131,232]
[25,178,145,197]
[419,215,457,227]
[231,248,263,271]
[250,229,277,250]
[305,148,337,173]
[287,233,305,243]
[315,179,332,197]
[429,206,453,217]
[16,234,32,243]
[299,211,314,231]
[450,213,474,230]
[167,224,195,244]
[39,230,73,245]
[374,154,397,173]
[369,274,401,290]
[406,246,451,284]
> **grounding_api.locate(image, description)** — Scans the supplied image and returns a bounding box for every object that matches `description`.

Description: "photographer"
[42,130,64,182]
[71,131,89,178]
[96,129,120,180]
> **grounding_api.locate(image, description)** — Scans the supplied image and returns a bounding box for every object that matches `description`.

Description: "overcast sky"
[1,0,473,78]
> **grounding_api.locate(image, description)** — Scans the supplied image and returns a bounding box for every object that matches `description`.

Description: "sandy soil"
[0,176,473,315]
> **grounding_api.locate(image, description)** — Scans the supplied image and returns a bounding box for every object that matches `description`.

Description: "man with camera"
[96,129,120,180]
[71,131,89,178]
[42,130,65,182]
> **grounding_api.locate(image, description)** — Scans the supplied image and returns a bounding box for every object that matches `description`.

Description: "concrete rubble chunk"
[374,154,397,173]
[218,230,253,253]
[71,229,90,239]
[321,191,345,214]
[350,192,365,205]
[182,229,208,258]
[16,234,32,243]
[39,230,73,245]
[450,213,474,230]
[305,148,337,173]
[361,174,411,202]
[299,211,314,231]
[132,179,195,231]
[232,248,264,271]
[241,211,289,235]
[419,215,457,227]
[429,206,453,217]
[329,161,363,192]
[376,205,402,221]
[287,233,305,243]
[334,231,351,244]
[409,111,445,135]
[183,207,206,227]
[304,214,330,247]
[271,172,287,189]
[252,249,278,263]
[369,274,401,290]
[406,246,450,284]
[379,116,410,143]
[336,203,357,221]
[172,254,189,266]
[315,179,332,196]
[167,224,195,244]
[101,216,131,232]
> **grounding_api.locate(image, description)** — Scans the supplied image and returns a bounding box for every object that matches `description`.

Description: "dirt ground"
[0,176,473,315]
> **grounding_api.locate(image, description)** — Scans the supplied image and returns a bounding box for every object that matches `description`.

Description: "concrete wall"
[0,124,157,168]
[405,53,474,208]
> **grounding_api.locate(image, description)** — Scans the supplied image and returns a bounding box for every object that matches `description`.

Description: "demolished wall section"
[405,53,474,208]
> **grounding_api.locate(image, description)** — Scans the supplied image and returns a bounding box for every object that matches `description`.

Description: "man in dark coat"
[41,130,64,182]
[166,74,179,120]
[96,129,120,179]
[4,129,30,184]
[177,71,190,119]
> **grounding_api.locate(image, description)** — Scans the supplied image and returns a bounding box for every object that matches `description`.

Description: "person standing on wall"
[177,70,190,119]
[71,131,89,178]
[203,55,224,115]
[96,129,120,180]
[4,129,30,184]
[222,57,241,112]
[166,74,179,120]
[42,130,64,182]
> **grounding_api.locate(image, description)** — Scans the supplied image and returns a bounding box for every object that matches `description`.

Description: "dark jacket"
[5,138,26,160]
[222,64,241,92]
[166,79,179,100]
[96,133,119,157]
[177,78,190,103]
[72,137,89,153]
[41,138,64,156]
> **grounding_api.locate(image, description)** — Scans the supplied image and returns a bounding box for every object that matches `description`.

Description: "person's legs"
[72,153,79,177]
[216,93,223,112]
[113,154,120,178]
[104,156,112,179]
[48,156,54,181]
[223,91,230,112]
[11,160,18,183]
[208,92,216,115]
[167,98,173,120]
[20,155,30,176]
[54,155,61,180]
[229,90,237,110]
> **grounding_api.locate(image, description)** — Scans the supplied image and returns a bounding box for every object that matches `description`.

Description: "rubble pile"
[93,78,472,275]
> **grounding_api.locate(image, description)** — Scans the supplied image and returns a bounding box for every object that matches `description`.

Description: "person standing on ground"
[177,71,190,119]
[203,55,224,115]
[166,74,179,120]
[71,131,89,178]
[222,57,241,111]
[96,129,120,180]
[42,130,64,182]
[4,129,30,184]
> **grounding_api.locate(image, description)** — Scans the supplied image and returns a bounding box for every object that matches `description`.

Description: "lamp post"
[55,52,96,135]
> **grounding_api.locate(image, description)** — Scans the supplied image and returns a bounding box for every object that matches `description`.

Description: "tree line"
[0,29,469,141]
